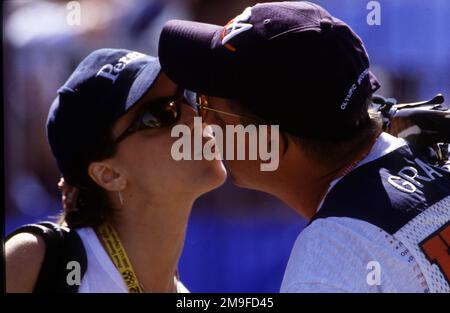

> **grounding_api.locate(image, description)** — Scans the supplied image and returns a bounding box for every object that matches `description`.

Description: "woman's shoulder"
[5,232,46,292]
[6,222,89,293]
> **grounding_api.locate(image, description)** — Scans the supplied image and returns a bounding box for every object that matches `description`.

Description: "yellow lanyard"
[96,222,144,293]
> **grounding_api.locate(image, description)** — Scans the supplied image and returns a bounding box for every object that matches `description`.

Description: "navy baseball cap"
[159,1,380,139]
[47,48,161,187]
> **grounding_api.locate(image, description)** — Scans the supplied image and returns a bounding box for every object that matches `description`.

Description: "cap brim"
[125,56,162,111]
[159,20,235,97]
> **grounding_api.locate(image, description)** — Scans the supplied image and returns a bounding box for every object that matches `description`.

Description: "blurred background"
[3,0,449,292]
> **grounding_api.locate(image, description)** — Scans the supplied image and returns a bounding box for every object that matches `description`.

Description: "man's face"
[202,96,282,190]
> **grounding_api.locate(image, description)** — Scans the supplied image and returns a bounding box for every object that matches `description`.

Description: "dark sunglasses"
[114,92,197,143]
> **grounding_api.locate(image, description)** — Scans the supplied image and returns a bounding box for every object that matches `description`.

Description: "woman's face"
[108,73,227,202]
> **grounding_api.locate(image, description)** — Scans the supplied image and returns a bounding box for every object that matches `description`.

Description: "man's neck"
[267,155,334,220]
[266,132,380,220]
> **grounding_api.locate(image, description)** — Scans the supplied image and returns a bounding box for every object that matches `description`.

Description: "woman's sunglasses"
[114,92,196,143]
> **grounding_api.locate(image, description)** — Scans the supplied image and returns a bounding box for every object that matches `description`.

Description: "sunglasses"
[115,89,258,143]
[114,91,196,143]
[184,90,254,121]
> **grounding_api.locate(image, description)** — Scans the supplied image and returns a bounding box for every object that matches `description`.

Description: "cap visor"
[159,20,234,97]
[125,56,162,111]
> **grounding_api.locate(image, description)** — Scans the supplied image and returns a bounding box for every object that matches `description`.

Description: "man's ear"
[281,131,301,156]
[88,161,126,191]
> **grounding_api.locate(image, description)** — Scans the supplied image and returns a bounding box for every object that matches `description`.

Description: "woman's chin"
[199,159,227,193]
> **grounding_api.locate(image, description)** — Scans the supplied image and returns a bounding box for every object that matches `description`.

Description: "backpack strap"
[6,222,87,293]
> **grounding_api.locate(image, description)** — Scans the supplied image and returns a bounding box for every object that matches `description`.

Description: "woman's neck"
[106,193,194,292]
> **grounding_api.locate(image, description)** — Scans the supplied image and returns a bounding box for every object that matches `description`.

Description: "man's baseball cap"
[47,48,161,187]
[159,1,380,139]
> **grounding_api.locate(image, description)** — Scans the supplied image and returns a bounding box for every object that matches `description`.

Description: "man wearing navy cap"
[159,1,450,292]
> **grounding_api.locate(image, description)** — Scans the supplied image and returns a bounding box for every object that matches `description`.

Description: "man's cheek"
[204,113,223,127]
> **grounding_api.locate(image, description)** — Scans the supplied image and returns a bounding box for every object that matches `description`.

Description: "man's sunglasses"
[184,90,254,121]
[114,92,196,143]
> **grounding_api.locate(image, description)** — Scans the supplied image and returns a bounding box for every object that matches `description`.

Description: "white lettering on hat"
[96,51,145,83]
[221,7,253,47]
[341,68,370,110]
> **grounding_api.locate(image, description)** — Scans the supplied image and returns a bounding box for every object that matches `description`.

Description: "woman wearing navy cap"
[6,49,227,293]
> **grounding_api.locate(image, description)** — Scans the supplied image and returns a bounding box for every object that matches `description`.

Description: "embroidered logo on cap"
[221,7,253,52]
[340,68,370,110]
[96,51,145,83]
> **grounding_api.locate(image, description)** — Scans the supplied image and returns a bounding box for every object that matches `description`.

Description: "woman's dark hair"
[57,127,119,229]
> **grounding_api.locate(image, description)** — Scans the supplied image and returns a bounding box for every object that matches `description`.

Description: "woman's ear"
[88,161,126,191]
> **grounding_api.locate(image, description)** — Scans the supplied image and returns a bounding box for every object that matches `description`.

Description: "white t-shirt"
[76,227,189,293]
[281,133,450,293]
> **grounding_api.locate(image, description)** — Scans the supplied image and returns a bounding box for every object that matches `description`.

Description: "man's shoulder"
[290,216,386,260]
[281,217,383,290]
[315,142,450,235]
[281,216,426,292]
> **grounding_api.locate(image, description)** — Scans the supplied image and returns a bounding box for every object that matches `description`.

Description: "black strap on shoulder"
[6,222,87,293]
